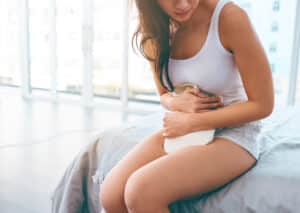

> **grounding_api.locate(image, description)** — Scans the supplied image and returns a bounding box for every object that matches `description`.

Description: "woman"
[100,0,274,212]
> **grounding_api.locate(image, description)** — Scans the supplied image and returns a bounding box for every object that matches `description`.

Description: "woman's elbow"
[263,106,274,118]
[260,100,274,119]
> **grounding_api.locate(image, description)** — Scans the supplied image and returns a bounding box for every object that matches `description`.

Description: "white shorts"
[214,120,263,160]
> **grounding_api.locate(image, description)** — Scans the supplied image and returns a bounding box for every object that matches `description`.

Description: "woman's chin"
[172,13,193,24]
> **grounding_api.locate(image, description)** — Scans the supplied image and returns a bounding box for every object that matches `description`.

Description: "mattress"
[51,106,300,213]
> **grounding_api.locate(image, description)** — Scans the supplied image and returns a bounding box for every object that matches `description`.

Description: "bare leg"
[123,137,257,213]
[99,129,168,213]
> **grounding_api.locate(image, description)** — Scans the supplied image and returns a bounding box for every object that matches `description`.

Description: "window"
[297,61,300,103]
[269,42,278,53]
[93,0,123,98]
[0,0,20,86]
[28,0,53,90]
[56,0,83,94]
[273,0,280,12]
[0,0,299,107]
[270,63,276,73]
[271,21,279,32]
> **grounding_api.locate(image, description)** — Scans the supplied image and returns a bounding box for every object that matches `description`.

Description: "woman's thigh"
[124,137,257,207]
[99,129,168,205]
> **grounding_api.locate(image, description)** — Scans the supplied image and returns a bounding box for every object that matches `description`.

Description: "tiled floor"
[0,86,162,213]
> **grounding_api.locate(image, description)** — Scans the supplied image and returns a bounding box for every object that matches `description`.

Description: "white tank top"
[164,0,248,106]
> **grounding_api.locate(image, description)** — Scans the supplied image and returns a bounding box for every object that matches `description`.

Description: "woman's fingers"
[196,109,211,113]
[184,88,224,110]
[187,88,208,98]
[212,102,224,108]
[200,102,223,109]
[201,96,222,103]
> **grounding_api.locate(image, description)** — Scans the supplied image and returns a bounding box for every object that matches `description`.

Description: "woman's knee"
[124,172,146,212]
[99,177,125,212]
[124,169,165,212]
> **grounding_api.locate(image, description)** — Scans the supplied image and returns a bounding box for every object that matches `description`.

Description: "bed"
[51,105,300,213]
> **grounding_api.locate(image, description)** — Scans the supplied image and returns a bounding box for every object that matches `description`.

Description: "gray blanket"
[51,106,300,213]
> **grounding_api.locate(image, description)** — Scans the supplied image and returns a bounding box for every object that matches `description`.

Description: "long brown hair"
[132,0,177,91]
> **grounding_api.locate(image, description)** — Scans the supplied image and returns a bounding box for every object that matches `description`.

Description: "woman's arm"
[142,39,177,111]
[148,63,184,112]
[187,4,274,131]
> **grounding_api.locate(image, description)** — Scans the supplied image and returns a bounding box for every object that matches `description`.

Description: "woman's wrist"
[187,112,211,132]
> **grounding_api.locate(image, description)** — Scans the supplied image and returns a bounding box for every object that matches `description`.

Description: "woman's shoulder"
[220,1,248,19]
[219,2,255,52]
[220,2,252,33]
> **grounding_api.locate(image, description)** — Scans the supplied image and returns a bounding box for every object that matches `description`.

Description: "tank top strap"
[209,0,232,41]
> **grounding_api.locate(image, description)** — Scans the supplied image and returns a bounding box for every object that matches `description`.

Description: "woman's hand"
[173,87,224,113]
[162,111,193,138]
